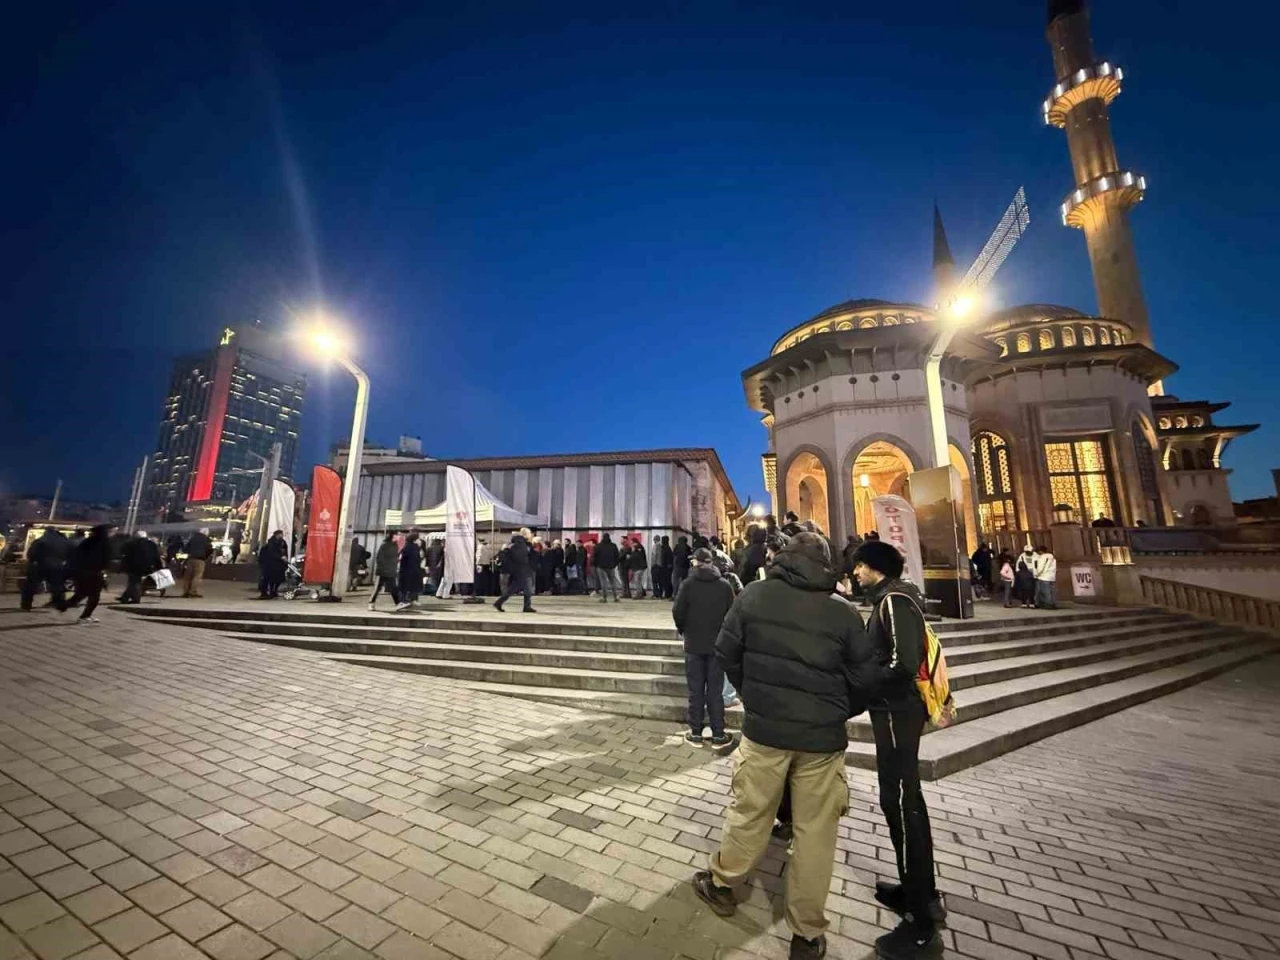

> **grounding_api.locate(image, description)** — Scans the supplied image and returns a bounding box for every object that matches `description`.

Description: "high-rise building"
[143,325,306,516]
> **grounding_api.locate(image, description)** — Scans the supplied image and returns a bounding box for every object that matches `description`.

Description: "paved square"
[0,599,1277,959]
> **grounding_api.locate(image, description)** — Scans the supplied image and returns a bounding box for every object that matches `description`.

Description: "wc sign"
[1071,563,1096,597]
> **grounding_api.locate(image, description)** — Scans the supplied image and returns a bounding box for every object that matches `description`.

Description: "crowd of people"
[969,540,1058,609]
[663,518,945,960]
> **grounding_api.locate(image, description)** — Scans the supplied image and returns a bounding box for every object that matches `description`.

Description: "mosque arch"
[949,443,979,554]
[1131,417,1164,525]
[1099,327,1111,345]
[1082,326,1096,346]
[779,446,835,535]
[1061,326,1076,348]
[1016,332,1032,353]
[971,430,1019,533]
[1187,503,1213,526]
[848,439,916,538]
[1039,328,1055,350]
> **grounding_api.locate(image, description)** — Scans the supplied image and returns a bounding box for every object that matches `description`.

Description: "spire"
[1047,0,1084,26]
[932,203,955,270]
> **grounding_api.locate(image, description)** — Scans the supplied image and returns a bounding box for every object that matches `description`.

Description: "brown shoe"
[692,871,736,917]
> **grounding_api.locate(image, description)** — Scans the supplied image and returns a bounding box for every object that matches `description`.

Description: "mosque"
[745,0,1257,552]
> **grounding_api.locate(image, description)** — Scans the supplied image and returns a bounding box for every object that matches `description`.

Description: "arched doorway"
[852,441,913,536]
[1132,419,1164,526]
[784,452,831,533]
[971,431,1018,533]
[949,444,979,555]
[1188,504,1212,526]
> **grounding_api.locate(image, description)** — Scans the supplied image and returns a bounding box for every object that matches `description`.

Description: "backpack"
[882,593,957,728]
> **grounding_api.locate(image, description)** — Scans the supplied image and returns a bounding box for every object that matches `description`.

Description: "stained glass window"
[1039,329,1055,350]
[1044,437,1117,524]
[1016,333,1032,353]
[1062,326,1076,347]
[1082,326,1096,346]
[1099,327,1111,345]
[972,432,1017,532]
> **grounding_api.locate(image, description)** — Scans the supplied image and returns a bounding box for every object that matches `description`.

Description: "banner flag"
[443,465,477,586]
[871,494,925,590]
[303,466,342,585]
[268,481,297,557]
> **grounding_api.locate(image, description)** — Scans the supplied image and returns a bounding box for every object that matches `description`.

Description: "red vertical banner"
[303,466,342,585]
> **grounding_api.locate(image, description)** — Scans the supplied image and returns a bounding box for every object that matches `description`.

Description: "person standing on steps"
[257,530,289,599]
[1033,544,1058,609]
[673,548,735,747]
[851,540,947,960]
[493,527,537,613]
[369,531,401,610]
[1014,544,1037,609]
[628,536,649,599]
[592,533,621,603]
[395,532,423,611]
[672,535,693,597]
[693,533,874,960]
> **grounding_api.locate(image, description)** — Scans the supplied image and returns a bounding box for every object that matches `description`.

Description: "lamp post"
[925,293,977,468]
[309,328,369,601]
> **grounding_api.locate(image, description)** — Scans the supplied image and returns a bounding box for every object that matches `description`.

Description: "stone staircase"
[126,605,1277,779]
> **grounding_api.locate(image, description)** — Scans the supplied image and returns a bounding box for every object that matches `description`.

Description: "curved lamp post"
[925,293,978,468]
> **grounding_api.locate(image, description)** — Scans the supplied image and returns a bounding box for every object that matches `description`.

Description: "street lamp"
[925,293,979,468]
[305,321,370,601]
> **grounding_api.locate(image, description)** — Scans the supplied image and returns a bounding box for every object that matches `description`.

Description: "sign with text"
[443,465,477,586]
[871,495,924,590]
[1070,563,1097,597]
[302,466,341,586]
[1039,402,1113,434]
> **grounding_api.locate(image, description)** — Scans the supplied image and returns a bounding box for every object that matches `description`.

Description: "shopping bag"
[150,568,176,590]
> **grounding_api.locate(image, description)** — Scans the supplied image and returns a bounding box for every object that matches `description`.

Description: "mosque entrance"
[783,452,831,533]
[851,441,913,536]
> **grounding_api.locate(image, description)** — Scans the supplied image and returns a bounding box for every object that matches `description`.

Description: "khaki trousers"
[183,559,206,597]
[710,735,849,939]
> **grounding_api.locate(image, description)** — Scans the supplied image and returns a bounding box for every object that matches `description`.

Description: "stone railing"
[1140,575,1280,632]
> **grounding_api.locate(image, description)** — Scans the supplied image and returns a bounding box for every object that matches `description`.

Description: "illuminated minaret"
[1044,0,1152,349]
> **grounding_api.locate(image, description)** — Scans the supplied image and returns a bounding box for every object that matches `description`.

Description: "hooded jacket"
[506,535,532,575]
[673,538,692,574]
[628,542,648,571]
[673,564,735,655]
[27,529,69,570]
[715,536,875,753]
[593,537,619,570]
[375,539,400,578]
[863,576,929,711]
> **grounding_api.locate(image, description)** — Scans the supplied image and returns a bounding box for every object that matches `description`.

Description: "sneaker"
[493,600,505,612]
[522,607,537,614]
[691,871,736,917]
[874,882,948,927]
[709,734,733,747]
[394,602,410,612]
[875,919,943,960]
[77,617,100,624]
[772,821,794,843]
[367,602,375,611]
[791,934,826,959]
[685,731,704,745]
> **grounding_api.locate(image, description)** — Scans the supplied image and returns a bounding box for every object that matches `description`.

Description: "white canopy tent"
[383,477,547,531]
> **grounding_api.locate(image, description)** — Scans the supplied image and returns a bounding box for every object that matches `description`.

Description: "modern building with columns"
[744,0,1255,548]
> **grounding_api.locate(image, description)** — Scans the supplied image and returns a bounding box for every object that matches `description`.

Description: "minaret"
[932,203,957,302]
[1044,0,1152,349]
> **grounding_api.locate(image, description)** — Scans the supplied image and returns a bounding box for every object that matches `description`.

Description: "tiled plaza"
[0,598,1278,960]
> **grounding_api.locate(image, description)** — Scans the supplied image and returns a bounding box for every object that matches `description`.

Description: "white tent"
[384,477,547,531]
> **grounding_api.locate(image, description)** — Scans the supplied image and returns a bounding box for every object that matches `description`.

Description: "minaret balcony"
[1060,170,1146,228]
[1042,61,1123,127]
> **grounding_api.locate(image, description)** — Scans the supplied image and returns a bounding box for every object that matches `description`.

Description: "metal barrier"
[1140,574,1280,631]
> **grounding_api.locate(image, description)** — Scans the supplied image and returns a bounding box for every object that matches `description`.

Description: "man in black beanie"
[851,540,946,959]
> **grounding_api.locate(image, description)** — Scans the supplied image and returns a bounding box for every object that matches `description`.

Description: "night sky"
[3,0,1276,507]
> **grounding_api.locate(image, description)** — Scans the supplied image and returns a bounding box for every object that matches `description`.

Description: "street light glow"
[749,504,766,518]
[948,293,977,321]
[310,329,343,357]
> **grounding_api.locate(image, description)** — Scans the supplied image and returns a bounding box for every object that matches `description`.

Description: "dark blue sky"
[3,0,1276,506]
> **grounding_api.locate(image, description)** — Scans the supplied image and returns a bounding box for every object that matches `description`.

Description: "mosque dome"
[981,303,1090,335]
[771,299,936,356]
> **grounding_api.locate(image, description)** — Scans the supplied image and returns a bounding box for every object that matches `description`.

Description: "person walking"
[628,536,649,599]
[494,527,536,613]
[998,552,1016,607]
[739,525,768,585]
[970,542,994,594]
[672,535,693,598]
[20,527,69,611]
[258,530,289,599]
[674,548,736,746]
[183,527,213,597]
[592,533,621,603]
[395,532,424,611]
[1033,544,1058,609]
[850,540,946,960]
[119,531,161,604]
[65,525,114,623]
[659,535,674,599]
[780,511,804,538]
[693,533,873,960]
[369,531,401,610]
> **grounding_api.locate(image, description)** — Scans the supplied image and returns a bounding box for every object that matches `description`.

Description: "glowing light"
[859,474,871,488]
[749,504,766,518]
[947,294,977,321]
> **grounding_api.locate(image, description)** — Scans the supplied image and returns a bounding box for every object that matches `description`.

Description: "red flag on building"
[303,466,342,585]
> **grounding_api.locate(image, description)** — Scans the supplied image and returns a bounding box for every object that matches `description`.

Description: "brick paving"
[0,600,1278,960]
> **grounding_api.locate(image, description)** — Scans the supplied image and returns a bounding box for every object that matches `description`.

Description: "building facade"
[143,326,306,516]
[350,449,741,545]
[744,0,1255,546]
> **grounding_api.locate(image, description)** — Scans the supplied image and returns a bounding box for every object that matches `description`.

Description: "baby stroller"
[280,553,318,601]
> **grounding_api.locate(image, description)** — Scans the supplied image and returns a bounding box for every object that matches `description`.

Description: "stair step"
[845,639,1279,779]
[942,619,1209,665]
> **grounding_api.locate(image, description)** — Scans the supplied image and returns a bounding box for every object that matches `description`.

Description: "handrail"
[1139,574,1280,632]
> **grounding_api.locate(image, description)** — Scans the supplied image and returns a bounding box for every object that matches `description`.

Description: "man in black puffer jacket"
[673,548,735,746]
[693,533,874,960]
[493,528,536,613]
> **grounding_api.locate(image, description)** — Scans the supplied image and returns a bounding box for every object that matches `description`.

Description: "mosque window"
[971,432,1017,532]
[882,316,899,326]
[903,315,918,323]
[836,321,853,331]
[1016,333,1032,353]
[1082,326,1096,346]
[1191,415,1205,427]
[995,336,1008,357]
[1099,327,1111,345]
[1061,326,1076,348]
[1174,416,1188,428]
[1133,425,1164,524]
[1044,438,1117,525]
[1113,329,1125,344]
[1039,329,1055,350]
[860,318,878,328]
[1158,417,1171,430]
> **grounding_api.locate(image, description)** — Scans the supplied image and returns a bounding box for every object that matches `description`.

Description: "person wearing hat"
[672,547,735,747]
[693,533,873,960]
[850,539,946,960]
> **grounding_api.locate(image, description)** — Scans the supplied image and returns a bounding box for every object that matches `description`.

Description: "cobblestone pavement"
[1,601,1278,960]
